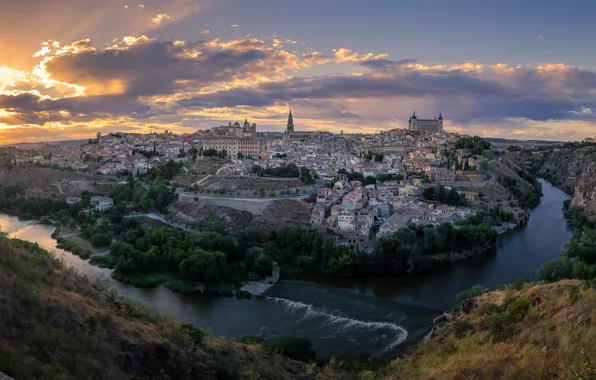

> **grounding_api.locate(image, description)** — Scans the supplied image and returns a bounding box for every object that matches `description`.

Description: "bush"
[508,277,529,291]
[179,323,205,347]
[538,256,587,282]
[263,335,316,362]
[455,285,488,308]
[487,312,516,341]
[90,233,112,248]
[239,336,264,344]
[450,318,473,338]
[477,302,500,316]
[569,286,581,304]
[506,297,531,322]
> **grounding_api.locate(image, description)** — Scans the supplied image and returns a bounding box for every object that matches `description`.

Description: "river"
[0,179,572,359]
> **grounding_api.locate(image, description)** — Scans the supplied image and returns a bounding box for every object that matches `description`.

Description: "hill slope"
[387,280,595,379]
[0,236,311,380]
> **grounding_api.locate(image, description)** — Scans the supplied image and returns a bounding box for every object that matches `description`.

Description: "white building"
[90,196,114,211]
[408,112,444,133]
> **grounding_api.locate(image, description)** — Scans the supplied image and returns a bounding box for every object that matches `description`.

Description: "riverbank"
[0,179,575,359]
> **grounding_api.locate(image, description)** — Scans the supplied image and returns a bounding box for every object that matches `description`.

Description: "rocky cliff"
[510,145,596,216]
[572,162,596,216]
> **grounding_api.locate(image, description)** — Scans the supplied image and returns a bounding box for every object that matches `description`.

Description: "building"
[90,196,114,211]
[210,119,257,137]
[408,112,444,133]
[199,136,265,158]
[284,110,331,141]
[458,191,478,202]
[428,168,456,182]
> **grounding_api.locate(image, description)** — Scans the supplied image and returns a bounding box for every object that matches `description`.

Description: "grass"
[0,235,316,380]
[64,235,103,254]
[387,280,596,379]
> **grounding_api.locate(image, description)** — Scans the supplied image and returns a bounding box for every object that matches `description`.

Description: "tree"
[328,247,357,276]
[90,233,112,248]
[363,176,377,186]
[188,147,198,162]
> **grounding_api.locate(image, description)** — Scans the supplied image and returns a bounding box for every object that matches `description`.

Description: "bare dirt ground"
[169,198,313,236]
[0,167,117,197]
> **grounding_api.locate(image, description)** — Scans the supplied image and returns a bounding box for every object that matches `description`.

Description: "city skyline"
[1,0,596,144]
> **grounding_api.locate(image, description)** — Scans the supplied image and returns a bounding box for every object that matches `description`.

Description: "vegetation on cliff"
[388,280,596,379]
[0,236,316,380]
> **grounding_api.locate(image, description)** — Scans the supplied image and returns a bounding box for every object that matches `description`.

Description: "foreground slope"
[0,236,310,380]
[387,280,594,379]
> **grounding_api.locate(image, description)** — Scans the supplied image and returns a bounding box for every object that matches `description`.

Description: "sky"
[1,0,596,144]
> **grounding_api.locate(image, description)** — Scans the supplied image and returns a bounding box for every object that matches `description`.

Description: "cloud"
[199,29,210,34]
[178,59,596,126]
[537,35,545,39]
[151,13,171,25]
[569,106,593,116]
[231,24,238,28]
[3,34,596,142]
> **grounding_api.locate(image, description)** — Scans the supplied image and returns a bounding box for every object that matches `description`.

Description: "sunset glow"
[0,0,595,144]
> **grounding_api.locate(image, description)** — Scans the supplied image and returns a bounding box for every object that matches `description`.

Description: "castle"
[408,112,444,133]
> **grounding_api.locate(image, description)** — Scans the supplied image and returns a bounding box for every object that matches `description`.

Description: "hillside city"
[1,111,529,255]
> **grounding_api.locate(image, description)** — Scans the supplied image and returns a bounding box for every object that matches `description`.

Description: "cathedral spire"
[286,109,294,133]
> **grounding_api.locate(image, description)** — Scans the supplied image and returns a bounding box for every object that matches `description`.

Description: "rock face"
[537,147,596,194]
[572,162,596,216]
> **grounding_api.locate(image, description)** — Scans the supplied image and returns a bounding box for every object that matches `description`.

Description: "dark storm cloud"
[360,58,419,68]
[44,37,295,98]
[177,60,596,123]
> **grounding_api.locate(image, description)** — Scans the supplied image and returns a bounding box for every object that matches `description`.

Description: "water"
[0,179,572,358]
[298,179,574,310]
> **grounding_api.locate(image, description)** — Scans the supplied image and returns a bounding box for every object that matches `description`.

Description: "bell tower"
[286,109,294,133]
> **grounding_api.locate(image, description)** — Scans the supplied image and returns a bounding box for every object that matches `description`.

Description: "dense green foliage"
[202,148,228,159]
[146,160,184,181]
[100,228,237,285]
[497,175,541,209]
[538,205,596,282]
[455,136,491,155]
[422,184,467,205]
[251,163,315,184]
[374,213,498,275]
[110,178,176,213]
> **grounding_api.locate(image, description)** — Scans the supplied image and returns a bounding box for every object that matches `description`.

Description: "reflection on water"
[0,179,573,357]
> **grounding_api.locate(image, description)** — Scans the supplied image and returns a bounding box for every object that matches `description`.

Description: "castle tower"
[286,110,294,133]
[438,112,443,133]
[409,112,417,132]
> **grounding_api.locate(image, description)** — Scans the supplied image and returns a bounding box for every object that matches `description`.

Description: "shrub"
[263,335,316,362]
[569,286,581,304]
[538,256,586,282]
[455,285,488,308]
[488,312,516,341]
[506,297,531,322]
[239,336,264,344]
[450,318,473,338]
[90,233,112,248]
[508,277,529,291]
[179,323,205,348]
[477,302,500,316]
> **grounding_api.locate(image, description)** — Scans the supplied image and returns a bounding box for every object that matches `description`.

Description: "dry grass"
[387,280,596,380]
[0,236,314,380]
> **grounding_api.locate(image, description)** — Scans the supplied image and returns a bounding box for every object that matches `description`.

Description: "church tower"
[286,110,294,133]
